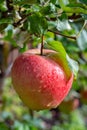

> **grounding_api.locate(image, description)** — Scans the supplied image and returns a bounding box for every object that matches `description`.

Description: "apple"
[11,49,73,110]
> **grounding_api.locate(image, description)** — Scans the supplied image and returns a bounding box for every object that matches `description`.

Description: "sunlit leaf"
[45,40,79,79]
[66,55,79,79]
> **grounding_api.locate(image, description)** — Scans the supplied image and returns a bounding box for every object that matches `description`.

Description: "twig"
[13,16,27,27]
[68,14,82,20]
[78,52,87,63]
[6,0,13,12]
[29,109,34,119]
[13,13,31,27]
[40,35,44,55]
[76,21,87,38]
[48,29,76,40]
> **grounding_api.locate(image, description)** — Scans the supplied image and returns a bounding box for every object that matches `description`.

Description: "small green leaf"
[14,0,38,5]
[59,0,69,7]
[66,55,79,79]
[0,1,7,11]
[56,19,71,31]
[69,0,77,4]
[0,123,9,130]
[77,30,87,51]
[19,43,28,53]
[50,0,58,4]
[46,40,66,56]
[79,0,87,4]
[41,3,56,15]
[3,25,18,47]
[0,18,12,24]
[29,13,48,35]
[4,25,14,40]
[45,40,79,79]
[82,14,87,20]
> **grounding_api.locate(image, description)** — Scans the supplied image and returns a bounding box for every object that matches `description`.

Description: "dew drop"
[47,102,52,107]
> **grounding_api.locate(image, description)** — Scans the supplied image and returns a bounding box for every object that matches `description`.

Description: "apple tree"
[0,0,87,129]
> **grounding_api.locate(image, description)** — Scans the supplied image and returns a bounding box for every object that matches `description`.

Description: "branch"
[13,13,31,27]
[6,0,13,12]
[13,16,27,27]
[68,14,82,20]
[76,21,87,38]
[48,29,76,40]
[78,52,87,63]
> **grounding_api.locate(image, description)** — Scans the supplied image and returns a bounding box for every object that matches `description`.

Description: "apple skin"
[11,49,73,110]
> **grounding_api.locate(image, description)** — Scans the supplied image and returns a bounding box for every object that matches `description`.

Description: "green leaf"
[59,0,69,7]
[0,18,12,24]
[67,3,87,11]
[13,121,24,130]
[66,55,79,79]
[3,25,18,47]
[82,14,87,20]
[19,43,28,53]
[0,123,9,130]
[4,25,14,40]
[63,6,87,14]
[77,30,87,51]
[59,0,87,15]
[13,0,38,5]
[79,0,87,4]
[50,0,58,4]
[45,40,79,79]
[46,40,66,56]
[41,3,56,15]
[0,1,7,11]
[56,19,71,31]
[29,13,48,35]
[69,0,77,4]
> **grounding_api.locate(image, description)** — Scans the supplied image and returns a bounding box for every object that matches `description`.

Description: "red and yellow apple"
[11,49,73,110]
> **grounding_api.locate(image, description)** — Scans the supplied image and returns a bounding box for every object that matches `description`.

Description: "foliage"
[0,0,87,75]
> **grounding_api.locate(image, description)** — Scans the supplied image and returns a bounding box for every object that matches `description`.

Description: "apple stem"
[29,109,34,119]
[40,35,44,55]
